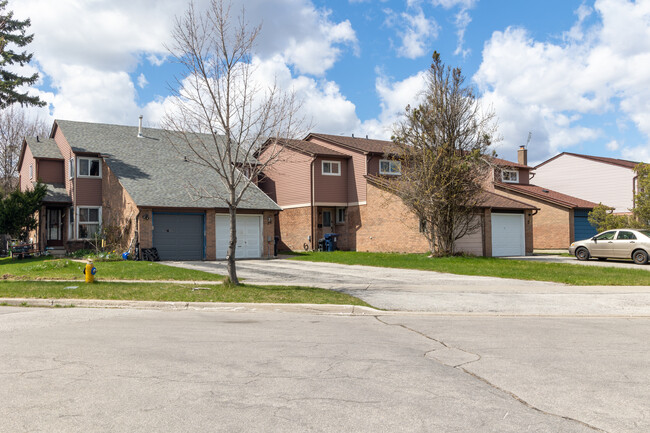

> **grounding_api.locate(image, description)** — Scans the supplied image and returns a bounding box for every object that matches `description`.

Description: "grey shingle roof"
[55,120,280,210]
[39,183,72,204]
[25,137,63,160]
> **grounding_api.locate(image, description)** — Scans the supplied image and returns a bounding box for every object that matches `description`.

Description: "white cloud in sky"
[431,0,478,57]
[474,0,650,161]
[137,73,148,89]
[606,139,619,151]
[14,0,358,127]
[384,7,439,59]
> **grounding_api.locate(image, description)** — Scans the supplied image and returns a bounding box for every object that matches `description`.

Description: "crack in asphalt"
[373,315,609,433]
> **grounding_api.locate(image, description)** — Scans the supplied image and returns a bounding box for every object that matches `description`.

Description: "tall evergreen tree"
[0,0,44,108]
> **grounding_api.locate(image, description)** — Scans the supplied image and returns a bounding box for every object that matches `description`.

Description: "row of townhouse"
[17,119,639,260]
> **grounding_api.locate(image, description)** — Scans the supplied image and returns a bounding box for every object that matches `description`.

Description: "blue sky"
[13,0,650,165]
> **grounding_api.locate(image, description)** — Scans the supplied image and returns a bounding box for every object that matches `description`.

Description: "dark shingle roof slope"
[536,152,639,169]
[55,120,280,210]
[25,137,63,160]
[495,182,599,209]
[307,133,393,154]
[277,138,350,157]
[490,156,531,169]
[39,183,71,204]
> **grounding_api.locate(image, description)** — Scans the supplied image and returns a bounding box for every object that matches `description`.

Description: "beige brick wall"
[262,210,276,258]
[356,183,430,253]
[101,162,139,252]
[496,187,571,249]
[138,208,153,249]
[205,209,216,260]
[276,206,312,252]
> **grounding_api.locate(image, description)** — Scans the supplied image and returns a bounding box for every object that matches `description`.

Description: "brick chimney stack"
[518,145,527,166]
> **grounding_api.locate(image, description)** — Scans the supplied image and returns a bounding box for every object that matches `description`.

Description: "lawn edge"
[0,297,380,315]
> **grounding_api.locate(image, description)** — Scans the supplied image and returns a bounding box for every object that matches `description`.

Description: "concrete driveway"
[163,259,650,316]
[506,254,650,270]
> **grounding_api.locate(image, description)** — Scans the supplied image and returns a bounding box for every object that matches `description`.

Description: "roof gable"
[536,152,639,170]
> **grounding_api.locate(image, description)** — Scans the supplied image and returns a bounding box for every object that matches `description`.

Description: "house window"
[78,157,101,178]
[322,210,332,227]
[322,161,340,176]
[419,218,427,233]
[77,207,102,239]
[69,158,75,179]
[29,163,34,179]
[336,207,346,224]
[379,159,401,175]
[501,169,519,183]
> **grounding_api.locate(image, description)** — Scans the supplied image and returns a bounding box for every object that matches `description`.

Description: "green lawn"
[288,251,650,286]
[0,256,223,281]
[0,280,370,306]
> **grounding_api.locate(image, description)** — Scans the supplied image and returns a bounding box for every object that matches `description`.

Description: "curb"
[0,297,383,315]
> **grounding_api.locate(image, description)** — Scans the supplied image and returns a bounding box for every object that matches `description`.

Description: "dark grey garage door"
[152,212,204,260]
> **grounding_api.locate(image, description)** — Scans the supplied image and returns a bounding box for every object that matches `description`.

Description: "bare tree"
[163,0,305,284]
[0,105,48,195]
[390,52,497,256]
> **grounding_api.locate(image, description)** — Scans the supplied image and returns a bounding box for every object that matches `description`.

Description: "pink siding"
[519,168,530,185]
[76,177,102,206]
[53,125,75,196]
[38,160,64,184]
[307,137,367,204]
[534,154,633,213]
[20,146,35,191]
[314,157,347,204]
[367,155,380,176]
[259,146,313,207]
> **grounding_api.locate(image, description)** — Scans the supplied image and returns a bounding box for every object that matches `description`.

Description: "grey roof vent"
[137,115,143,138]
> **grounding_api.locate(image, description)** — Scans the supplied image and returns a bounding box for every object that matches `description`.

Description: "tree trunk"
[227,205,239,285]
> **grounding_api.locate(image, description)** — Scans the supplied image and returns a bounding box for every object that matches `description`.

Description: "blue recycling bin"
[323,233,339,252]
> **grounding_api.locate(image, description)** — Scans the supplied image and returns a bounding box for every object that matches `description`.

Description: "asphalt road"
[1,306,647,432]
[164,259,650,315]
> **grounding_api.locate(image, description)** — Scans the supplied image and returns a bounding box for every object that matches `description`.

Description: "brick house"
[533,152,639,214]
[490,147,599,250]
[18,119,279,260]
[260,133,539,256]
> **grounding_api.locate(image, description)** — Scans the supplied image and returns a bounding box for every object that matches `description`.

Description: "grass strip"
[0,280,371,306]
[0,256,223,282]
[288,251,650,286]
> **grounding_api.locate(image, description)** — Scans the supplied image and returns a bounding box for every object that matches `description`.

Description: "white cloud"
[137,73,148,89]
[385,7,439,59]
[431,0,478,57]
[606,140,619,151]
[474,0,650,161]
[14,0,358,126]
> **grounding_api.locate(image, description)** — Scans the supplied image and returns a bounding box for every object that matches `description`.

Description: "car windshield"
[637,229,650,238]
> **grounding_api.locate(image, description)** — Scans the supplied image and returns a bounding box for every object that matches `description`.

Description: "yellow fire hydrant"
[84,260,97,283]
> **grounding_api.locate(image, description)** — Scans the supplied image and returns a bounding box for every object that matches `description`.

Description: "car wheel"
[575,247,590,261]
[597,257,607,261]
[632,249,648,265]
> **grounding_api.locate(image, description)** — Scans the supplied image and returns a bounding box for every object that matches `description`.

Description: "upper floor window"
[69,158,75,179]
[29,163,34,179]
[322,161,340,176]
[78,157,101,178]
[501,169,518,183]
[379,159,401,175]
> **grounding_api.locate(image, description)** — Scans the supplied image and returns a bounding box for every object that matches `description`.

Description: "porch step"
[46,247,66,258]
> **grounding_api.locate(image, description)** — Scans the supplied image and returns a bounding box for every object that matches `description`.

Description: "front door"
[46,208,63,247]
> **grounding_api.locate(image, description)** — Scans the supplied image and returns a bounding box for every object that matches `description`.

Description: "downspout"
[310,157,316,251]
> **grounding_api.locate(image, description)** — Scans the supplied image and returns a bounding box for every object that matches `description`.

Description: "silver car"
[569,229,650,265]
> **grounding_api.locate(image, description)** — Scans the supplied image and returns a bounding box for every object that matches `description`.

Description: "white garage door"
[491,213,525,256]
[215,215,262,259]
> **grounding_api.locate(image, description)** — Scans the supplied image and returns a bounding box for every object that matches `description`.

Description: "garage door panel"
[491,213,525,257]
[216,215,262,259]
[153,213,204,260]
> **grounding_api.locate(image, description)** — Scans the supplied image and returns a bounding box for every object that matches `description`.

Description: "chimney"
[518,145,527,166]
[137,115,143,138]
[351,133,355,138]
